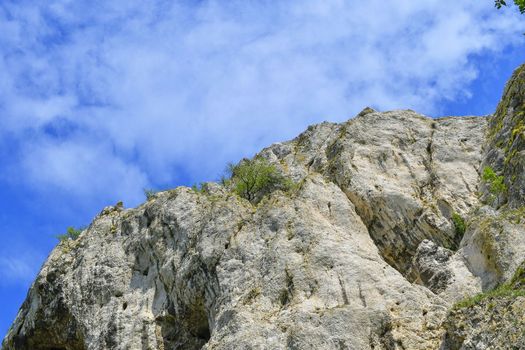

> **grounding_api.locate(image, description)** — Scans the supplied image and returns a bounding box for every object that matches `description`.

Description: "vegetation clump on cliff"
[224,158,293,203]
[482,166,507,204]
[451,213,466,237]
[56,226,83,242]
[454,262,525,309]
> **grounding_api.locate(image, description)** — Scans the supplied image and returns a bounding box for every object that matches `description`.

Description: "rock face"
[439,64,525,349]
[484,64,525,208]
[440,261,525,350]
[3,65,525,350]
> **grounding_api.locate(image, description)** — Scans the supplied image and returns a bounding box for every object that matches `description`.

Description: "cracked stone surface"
[3,64,525,349]
[439,64,525,350]
[3,107,489,350]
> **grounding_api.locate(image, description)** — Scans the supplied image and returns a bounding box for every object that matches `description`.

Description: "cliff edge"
[3,65,525,350]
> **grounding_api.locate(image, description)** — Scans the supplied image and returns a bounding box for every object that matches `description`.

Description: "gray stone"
[4,64,525,350]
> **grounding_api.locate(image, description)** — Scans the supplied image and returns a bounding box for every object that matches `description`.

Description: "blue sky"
[0,0,524,340]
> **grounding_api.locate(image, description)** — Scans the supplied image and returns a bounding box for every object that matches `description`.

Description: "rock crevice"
[4,64,525,350]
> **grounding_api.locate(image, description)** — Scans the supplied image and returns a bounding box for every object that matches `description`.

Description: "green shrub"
[143,188,157,200]
[57,226,84,242]
[482,166,507,196]
[226,158,292,202]
[191,183,208,194]
[452,213,466,237]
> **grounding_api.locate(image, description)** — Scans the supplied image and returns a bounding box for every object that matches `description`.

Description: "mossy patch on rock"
[485,64,525,208]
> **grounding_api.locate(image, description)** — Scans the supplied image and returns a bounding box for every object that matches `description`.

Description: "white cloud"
[20,136,148,204]
[0,0,523,206]
[0,250,44,285]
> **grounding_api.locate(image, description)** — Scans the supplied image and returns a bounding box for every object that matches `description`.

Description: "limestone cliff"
[439,64,525,349]
[2,65,525,350]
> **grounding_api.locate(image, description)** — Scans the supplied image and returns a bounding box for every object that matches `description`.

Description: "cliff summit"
[3,65,525,350]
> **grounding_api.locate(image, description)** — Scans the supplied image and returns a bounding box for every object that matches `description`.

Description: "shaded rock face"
[412,240,454,294]
[484,64,525,208]
[318,112,484,276]
[439,64,525,349]
[3,65,525,350]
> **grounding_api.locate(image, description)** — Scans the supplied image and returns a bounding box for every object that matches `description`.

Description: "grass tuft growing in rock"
[482,166,507,197]
[454,263,525,309]
[451,213,466,237]
[143,188,158,200]
[191,183,208,194]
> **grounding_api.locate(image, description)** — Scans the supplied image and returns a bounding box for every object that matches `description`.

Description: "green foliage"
[226,158,292,202]
[220,175,231,187]
[510,265,525,286]
[191,183,208,194]
[143,188,157,200]
[454,285,525,309]
[495,0,525,13]
[57,226,84,243]
[454,265,525,309]
[482,166,507,197]
[499,206,525,224]
[452,213,466,237]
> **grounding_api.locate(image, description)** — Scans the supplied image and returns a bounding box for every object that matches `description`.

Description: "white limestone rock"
[4,107,515,350]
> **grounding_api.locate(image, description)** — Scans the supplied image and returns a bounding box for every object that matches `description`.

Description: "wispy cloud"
[0,250,44,285]
[0,1,523,206]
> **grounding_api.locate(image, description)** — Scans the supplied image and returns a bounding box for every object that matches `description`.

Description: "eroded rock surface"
[4,64,525,350]
[440,64,525,350]
[441,261,525,350]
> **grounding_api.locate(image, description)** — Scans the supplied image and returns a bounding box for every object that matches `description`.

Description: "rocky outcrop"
[318,111,485,277]
[440,64,525,349]
[440,261,525,349]
[3,65,525,350]
[484,64,525,208]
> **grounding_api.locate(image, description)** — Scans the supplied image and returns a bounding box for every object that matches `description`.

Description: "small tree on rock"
[226,158,291,203]
[57,226,84,242]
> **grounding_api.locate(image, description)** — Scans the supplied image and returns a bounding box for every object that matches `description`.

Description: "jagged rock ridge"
[3,64,525,350]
